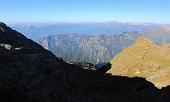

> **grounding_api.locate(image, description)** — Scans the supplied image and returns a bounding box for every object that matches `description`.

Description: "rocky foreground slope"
[1,22,170,102]
[107,37,170,88]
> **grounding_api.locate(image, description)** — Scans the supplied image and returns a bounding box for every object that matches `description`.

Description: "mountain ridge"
[40,26,170,64]
[107,37,170,88]
[10,22,163,41]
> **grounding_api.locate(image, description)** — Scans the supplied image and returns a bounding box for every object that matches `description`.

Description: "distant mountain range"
[39,25,170,64]
[107,37,170,89]
[10,22,163,41]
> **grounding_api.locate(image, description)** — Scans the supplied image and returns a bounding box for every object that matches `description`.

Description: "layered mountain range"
[10,22,162,41]
[40,25,170,64]
[2,22,170,102]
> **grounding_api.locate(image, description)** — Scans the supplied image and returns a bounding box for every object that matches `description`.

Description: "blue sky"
[0,0,170,23]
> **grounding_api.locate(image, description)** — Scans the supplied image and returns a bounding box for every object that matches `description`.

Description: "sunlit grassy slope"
[107,37,170,88]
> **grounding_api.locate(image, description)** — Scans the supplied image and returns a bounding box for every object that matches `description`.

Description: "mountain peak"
[0,22,7,32]
[137,36,149,42]
[108,37,170,89]
[0,22,6,26]
[135,36,155,47]
[129,36,158,51]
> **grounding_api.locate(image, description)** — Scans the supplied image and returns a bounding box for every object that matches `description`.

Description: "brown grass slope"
[107,37,170,88]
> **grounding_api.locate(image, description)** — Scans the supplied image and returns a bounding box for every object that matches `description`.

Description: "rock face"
[39,25,170,64]
[107,37,170,88]
[40,34,138,64]
[1,22,170,102]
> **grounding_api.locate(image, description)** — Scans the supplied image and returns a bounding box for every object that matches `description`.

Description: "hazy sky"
[1,0,170,23]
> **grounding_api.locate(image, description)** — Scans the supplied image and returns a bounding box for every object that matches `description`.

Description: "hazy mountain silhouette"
[10,22,162,41]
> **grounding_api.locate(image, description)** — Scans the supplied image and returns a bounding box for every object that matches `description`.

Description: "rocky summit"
[1,22,170,102]
[107,37,170,88]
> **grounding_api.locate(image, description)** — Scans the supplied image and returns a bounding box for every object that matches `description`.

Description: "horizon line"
[5,21,168,25]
